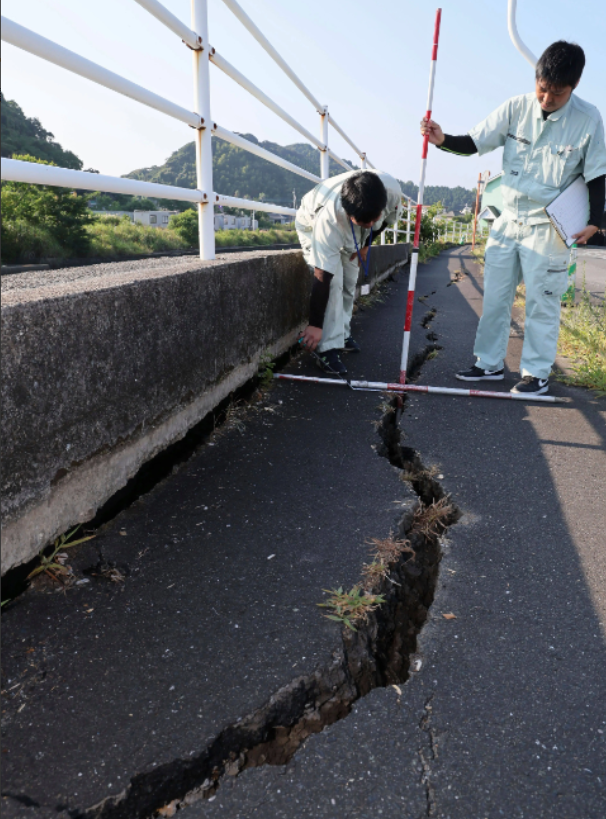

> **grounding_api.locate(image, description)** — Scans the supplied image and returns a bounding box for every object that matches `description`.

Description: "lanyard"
[349,220,373,279]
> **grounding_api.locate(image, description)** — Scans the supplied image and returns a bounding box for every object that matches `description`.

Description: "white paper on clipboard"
[544,176,589,247]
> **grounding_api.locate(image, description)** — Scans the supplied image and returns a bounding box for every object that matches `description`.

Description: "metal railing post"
[319,106,329,179]
[192,0,215,260]
[361,153,367,169]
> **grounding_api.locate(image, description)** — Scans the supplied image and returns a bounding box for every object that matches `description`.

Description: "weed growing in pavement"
[357,281,386,309]
[411,497,455,538]
[426,348,439,361]
[367,533,414,564]
[27,525,95,584]
[360,534,415,592]
[214,401,246,437]
[361,560,389,592]
[258,350,276,391]
[318,586,386,631]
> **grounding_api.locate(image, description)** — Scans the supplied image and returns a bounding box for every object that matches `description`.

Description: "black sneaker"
[315,349,347,375]
[455,364,505,381]
[343,336,361,353]
[511,376,549,395]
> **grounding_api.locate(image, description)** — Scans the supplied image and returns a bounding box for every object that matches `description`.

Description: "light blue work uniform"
[469,93,606,378]
[295,170,402,352]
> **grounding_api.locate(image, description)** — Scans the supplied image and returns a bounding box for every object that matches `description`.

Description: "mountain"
[127,134,477,213]
[399,180,476,213]
[125,134,353,207]
[1,93,83,169]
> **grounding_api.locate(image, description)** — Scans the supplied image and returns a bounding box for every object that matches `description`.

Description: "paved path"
[2,247,605,819]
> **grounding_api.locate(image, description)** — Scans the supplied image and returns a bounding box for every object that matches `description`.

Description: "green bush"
[1,154,92,262]
[85,217,188,257]
[0,219,65,264]
[214,228,298,248]
[169,208,198,246]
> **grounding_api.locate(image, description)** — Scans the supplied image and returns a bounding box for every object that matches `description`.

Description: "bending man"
[422,40,605,395]
[296,170,402,375]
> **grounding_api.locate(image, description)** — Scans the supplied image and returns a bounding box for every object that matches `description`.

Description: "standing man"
[422,41,606,395]
[296,170,402,374]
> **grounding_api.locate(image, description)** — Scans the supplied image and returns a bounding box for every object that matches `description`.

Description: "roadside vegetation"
[557,278,606,394]
[1,160,299,265]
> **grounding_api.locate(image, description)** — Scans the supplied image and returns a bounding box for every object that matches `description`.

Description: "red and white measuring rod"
[273,373,566,404]
[400,8,442,385]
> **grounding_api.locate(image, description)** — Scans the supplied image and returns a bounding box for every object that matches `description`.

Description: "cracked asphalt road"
[183,246,606,819]
[2,247,605,819]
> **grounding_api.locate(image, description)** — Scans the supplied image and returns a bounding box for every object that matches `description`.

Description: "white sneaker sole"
[510,385,549,395]
[455,372,504,382]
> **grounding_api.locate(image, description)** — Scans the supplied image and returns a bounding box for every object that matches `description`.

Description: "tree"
[1,155,93,261]
[169,209,198,246]
[1,93,83,169]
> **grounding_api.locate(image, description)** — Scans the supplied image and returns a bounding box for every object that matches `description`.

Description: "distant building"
[134,210,178,229]
[460,205,473,215]
[90,210,134,219]
[214,213,258,231]
[90,210,178,229]
[268,214,292,225]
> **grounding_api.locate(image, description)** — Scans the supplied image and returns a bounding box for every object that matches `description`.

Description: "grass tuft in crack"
[27,525,95,584]
[318,585,386,631]
[411,497,455,538]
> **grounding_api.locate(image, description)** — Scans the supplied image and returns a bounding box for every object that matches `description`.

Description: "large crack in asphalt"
[74,302,460,819]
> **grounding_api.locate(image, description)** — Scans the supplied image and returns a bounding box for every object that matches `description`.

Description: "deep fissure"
[77,357,460,819]
[4,267,461,819]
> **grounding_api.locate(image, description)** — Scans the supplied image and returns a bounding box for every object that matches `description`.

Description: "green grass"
[556,279,606,395]
[214,228,298,248]
[2,215,299,264]
[86,216,187,257]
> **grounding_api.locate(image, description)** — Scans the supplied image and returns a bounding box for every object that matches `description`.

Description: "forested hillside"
[125,135,349,207]
[127,135,477,212]
[1,93,476,213]
[1,93,84,170]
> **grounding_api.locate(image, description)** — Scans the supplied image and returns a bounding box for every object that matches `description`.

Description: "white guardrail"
[1,0,416,260]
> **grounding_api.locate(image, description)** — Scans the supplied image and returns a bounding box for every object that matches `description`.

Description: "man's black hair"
[536,41,585,89]
[341,171,387,224]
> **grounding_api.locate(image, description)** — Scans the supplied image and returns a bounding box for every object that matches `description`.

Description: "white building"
[214,214,258,231]
[133,210,178,229]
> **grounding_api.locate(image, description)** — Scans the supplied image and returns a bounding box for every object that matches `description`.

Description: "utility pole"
[471,172,482,250]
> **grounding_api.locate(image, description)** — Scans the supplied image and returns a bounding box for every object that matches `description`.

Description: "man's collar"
[534,93,574,122]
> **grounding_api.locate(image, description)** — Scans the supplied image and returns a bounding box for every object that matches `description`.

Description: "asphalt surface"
[2,246,605,819]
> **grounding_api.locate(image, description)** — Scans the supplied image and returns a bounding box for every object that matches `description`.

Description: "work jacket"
[469,92,606,225]
[295,169,403,274]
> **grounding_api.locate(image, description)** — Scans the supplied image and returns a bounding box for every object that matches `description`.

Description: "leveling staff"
[296,170,402,375]
[422,40,606,396]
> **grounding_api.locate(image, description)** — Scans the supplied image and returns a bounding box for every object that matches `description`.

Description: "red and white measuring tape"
[400,8,442,385]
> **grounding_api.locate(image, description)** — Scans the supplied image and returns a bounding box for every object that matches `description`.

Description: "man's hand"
[420,117,445,147]
[350,246,369,263]
[572,225,599,245]
[300,325,322,351]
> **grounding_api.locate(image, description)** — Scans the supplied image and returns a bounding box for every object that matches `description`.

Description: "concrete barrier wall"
[1,243,408,573]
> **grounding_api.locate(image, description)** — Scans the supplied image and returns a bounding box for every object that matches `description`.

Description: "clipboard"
[544,176,589,247]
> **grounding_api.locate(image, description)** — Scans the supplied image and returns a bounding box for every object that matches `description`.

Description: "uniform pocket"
[545,252,570,297]
[539,146,566,189]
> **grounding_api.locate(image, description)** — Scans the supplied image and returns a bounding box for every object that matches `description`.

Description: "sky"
[2,0,605,193]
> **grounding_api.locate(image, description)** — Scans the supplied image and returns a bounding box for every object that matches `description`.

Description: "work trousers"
[475,218,569,380]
